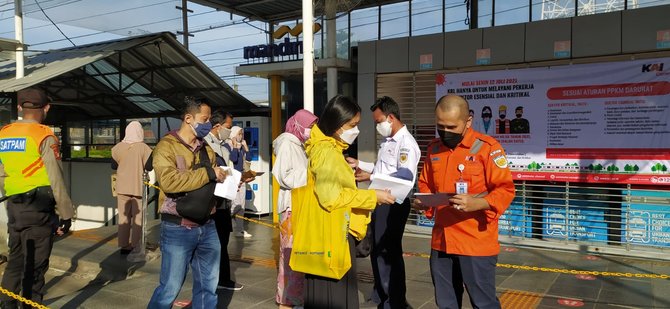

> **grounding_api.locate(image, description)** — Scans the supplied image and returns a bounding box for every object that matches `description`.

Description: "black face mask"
[482,112,492,119]
[516,113,522,118]
[499,114,506,119]
[437,129,464,149]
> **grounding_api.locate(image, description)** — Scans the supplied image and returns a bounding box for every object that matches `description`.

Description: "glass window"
[381,2,409,39]
[322,13,349,59]
[412,0,442,36]
[578,0,625,15]
[532,0,574,20]
[65,120,119,159]
[337,13,350,59]
[68,122,87,145]
[314,16,324,59]
[445,0,469,32]
[91,120,119,144]
[351,6,379,46]
[495,0,530,26]
[88,145,113,159]
[478,0,493,28]
[127,118,159,145]
[632,0,670,9]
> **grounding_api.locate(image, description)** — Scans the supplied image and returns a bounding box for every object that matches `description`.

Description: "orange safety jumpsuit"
[418,127,515,256]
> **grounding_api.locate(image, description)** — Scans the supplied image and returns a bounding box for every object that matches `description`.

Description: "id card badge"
[456,164,468,194]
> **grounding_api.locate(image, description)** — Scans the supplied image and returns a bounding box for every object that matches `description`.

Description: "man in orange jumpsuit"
[415,95,515,309]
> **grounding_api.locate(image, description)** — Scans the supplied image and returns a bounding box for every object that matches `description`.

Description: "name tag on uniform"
[456,164,468,194]
[456,180,468,194]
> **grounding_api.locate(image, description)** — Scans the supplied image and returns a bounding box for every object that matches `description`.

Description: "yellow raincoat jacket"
[305,125,377,240]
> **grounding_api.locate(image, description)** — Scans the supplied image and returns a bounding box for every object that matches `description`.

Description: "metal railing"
[407,181,670,258]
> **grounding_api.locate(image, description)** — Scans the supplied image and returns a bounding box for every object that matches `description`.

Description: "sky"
[0,0,270,103]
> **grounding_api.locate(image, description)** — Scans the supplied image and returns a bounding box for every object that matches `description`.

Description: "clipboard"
[413,193,453,207]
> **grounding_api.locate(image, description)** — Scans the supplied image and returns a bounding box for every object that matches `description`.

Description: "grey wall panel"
[483,24,525,65]
[376,38,409,73]
[525,18,572,62]
[572,11,622,57]
[358,41,377,74]
[444,29,483,68]
[357,73,377,164]
[409,33,444,71]
[622,5,670,53]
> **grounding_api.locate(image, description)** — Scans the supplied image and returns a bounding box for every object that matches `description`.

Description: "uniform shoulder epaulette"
[37,124,53,134]
[0,123,13,131]
[476,134,499,146]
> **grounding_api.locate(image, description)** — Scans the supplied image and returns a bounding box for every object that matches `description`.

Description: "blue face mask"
[191,121,212,139]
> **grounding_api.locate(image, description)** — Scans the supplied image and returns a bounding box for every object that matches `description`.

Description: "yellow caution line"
[0,287,49,309]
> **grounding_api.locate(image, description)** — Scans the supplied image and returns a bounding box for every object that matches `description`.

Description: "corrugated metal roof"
[191,0,406,22]
[0,32,261,122]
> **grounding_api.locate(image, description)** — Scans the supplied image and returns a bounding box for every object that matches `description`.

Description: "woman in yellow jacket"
[304,95,396,308]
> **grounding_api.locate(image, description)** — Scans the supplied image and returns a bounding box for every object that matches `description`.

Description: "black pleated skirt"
[304,233,359,309]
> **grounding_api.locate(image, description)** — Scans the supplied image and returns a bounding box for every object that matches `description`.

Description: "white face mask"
[339,126,360,145]
[218,127,231,141]
[302,128,311,141]
[376,118,392,137]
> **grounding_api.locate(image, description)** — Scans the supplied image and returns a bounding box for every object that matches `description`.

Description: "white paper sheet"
[214,167,242,201]
[413,193,453,207]
[368,174,415,204]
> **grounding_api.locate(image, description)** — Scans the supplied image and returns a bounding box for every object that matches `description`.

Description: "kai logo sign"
[243,23,322,60]
[641,63,664,73]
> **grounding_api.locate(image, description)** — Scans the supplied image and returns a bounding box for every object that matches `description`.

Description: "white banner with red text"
[435,58,670,185]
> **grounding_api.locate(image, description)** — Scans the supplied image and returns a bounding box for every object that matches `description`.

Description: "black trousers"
[370,199,411,309]
[429,250,500,309]
[0,187,58,309]
[213,198,233,285]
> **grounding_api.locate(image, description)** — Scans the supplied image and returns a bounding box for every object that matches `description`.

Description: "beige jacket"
[152,132,217,215]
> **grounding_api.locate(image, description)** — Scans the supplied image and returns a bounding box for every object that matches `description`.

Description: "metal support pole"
[326,0,338,100]
[302,0,314,112]
[15,0,24,79]
[181,0,189,49]
[564,182,570,243]
[270,75,282,224]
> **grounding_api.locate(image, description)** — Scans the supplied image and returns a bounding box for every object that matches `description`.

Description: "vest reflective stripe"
[23,158,45,178]
[0,123,54,196]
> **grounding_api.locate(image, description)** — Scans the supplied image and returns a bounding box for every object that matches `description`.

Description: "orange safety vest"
[495,119,510,134]
[0,122,55,196]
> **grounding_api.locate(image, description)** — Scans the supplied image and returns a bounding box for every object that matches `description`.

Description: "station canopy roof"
[192,0,405,22]
[0,32,262,123]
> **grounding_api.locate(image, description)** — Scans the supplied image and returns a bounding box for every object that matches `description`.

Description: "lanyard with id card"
[455,163,468,194]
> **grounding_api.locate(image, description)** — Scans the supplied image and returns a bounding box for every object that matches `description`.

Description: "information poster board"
[499,201,531,237]
[623,190,670,247]
[436,58,670,185]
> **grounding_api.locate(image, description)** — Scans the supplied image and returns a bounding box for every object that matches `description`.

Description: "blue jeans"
[148,220,221,309]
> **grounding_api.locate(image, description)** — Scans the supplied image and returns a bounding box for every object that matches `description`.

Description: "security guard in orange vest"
[414,95,515,309]
[0,88,75,308]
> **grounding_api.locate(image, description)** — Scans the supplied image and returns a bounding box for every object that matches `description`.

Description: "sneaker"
[217,281,244,291]
[235,231,252,238]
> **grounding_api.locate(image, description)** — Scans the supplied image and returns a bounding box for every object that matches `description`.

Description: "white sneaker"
[236,231,252,238]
